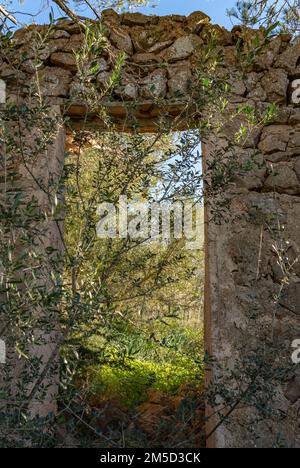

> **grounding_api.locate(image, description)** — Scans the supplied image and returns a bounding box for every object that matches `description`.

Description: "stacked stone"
[0,10,291,101]
[0,10,298,117]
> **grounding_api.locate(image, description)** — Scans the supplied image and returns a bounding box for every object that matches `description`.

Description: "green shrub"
[80,319,204,407]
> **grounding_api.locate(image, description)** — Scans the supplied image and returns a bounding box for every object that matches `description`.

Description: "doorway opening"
[62,126,205,447]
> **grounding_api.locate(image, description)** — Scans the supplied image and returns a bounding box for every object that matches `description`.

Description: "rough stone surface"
[110,28,133,55]
[161,35,203,62]
[140,69,167,99]
[132,52,159,64]
[3,10,296,111]
[285,378,300,404]
[96,71,112,89]
[202,23,232,45]
[187,11,210,34]
[36,66,72,96]
[261,68,288,104]
[264,165,300,194]
[253,37,281,70]
[280,282,300,315]
[258,125,290,154]
[50,52,77,71]
[168,64,192,97]
[234,150,267,190]
[246,72,267,100]
[230,76,246,96]
[122,12,154,26]
[65,33,85,51]
[294,157,300,181]
[51,29,70,40]
[148,40,173,54]
[115,80,138,100]
[276,37,300,74]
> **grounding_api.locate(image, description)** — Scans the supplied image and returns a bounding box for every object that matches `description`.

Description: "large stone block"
[34,67,73,97]
[294,157,300,181]
[121,12,156,26]
[253,37,281,70]
[187,11,210,34]
[110,27,133,55]
[167,63,192,97]
[280,282,300,316]
[140,69,167,98]
[261,68,288,104]
[161,35,203,62]
[50,52,77,71]
[276,36,300,74]
[259,125,290,154]
[264,164,300,194]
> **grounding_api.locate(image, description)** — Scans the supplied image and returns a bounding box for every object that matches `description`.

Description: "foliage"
[60,126,205,420]
[79,319,204,407]
[228,0,300,34]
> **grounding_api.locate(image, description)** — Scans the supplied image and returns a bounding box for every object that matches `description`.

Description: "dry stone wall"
[1,9,300,448]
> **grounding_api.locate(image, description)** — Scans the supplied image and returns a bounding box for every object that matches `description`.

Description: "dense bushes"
[78,319,204,407]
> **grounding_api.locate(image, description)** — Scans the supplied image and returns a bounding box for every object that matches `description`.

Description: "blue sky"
[7,0,237,29]
[139,1,236,28]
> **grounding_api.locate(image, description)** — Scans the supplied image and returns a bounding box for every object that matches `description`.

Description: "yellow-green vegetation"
[78,319,204,407]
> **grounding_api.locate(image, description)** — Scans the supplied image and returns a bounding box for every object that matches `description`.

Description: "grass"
[77,318,204,408]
